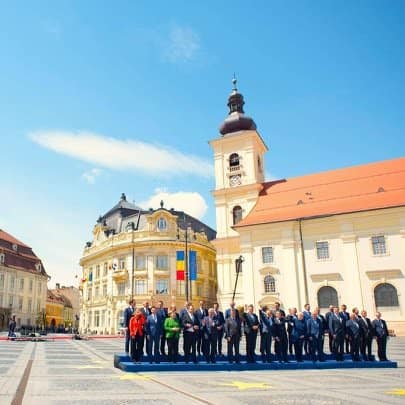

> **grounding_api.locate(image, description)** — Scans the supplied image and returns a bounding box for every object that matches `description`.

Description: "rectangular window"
[102,284,107,297]
[29,279,33,292]
[372,235,386,255]
[197,284,203,297]
[101,310,105,327]
[28,298,32,313]
[134,279,147,295]
[197,257,202,274]
[262,247,274,264]
[155,255,168,269]
[95,286,99,297]
[96,265,100,279]
[94,311,100,327]
[9,295,13,308]
[103,263,108,276]
[135,256,146,270]
[119,258,126,270]
[18,297,23,311]
[0,253,4,264]
[20,279,24,291]
[0,295,3,306]
[36,302,40,312]
[87,288,92,301]
[117,282,126,296]
[10,277,15,291]
[0,273,4,289]
[176,280,185,296]
[316,241,329,260]
[38,283,42,293]
[155,279,169,294]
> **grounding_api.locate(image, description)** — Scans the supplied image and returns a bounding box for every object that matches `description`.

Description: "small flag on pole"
[176,251,185,280]
[189,250,197,281]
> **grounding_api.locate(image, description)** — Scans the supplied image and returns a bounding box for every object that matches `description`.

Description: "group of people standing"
[123,299,391,364]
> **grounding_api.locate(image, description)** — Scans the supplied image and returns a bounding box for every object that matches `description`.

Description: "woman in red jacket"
[129,309,145,363]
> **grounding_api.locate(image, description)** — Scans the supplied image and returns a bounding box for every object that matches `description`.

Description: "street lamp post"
[177,216,194,302]
[232,255,244,302]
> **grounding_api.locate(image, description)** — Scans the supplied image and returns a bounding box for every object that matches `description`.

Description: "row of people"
[124,299,390,364]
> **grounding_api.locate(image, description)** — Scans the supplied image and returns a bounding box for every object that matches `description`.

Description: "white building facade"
[210,80,405,334]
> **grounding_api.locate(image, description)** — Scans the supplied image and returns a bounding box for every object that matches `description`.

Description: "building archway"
[317,286,338,309]
[374,283,399,308]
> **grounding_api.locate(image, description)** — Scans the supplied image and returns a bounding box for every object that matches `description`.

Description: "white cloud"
[163,25,200,63]
[140,189,208,220]
[82,168,102,184]
[29,130,213,178]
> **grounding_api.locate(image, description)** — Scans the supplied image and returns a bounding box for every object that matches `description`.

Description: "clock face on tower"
[229,174,242,187]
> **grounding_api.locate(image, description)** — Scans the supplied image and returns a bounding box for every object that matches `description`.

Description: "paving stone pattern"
[0,337,404,404]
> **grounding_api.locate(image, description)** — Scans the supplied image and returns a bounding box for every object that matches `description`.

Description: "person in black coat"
[324,305,334,354]
[272,310,289,363]
[156,301,167,356]
[123,299,136,353]
[201,308,219,363]
[359,310,373,361]
[181,304,200,364]
[224,309,241,364]
[346,313,361,361]
[372,312,389,361]
[286,308,297,355]
[291,312,306,362]
[213,303,225,356]
[329,306,345,361]
[243,305,260,363]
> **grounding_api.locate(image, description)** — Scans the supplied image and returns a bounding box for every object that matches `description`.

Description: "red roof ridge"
[0,229,31,248]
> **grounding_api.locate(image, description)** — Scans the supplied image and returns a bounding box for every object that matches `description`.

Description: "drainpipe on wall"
[298,219,309,305]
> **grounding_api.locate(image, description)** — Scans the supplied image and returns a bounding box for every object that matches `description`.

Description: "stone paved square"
[0,337,404,404]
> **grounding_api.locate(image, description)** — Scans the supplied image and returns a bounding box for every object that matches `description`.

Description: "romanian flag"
[176,251,185,280]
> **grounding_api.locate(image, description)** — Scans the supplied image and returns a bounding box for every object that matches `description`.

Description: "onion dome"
[219,77,257,136]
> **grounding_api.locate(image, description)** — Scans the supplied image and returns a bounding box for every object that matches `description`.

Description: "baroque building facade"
[79,194,216,335]
[210,79,405,335]
[0,229,48,330]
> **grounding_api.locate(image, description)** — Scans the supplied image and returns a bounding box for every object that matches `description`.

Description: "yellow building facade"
[46,290,64,330]
[79,195,217,335]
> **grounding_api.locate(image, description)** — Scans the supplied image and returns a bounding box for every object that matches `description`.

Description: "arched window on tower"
[264,275,276,293]
[317,286,338,309]
[232,206,242,225]
[374,283,399,308]
[229,153,240,171]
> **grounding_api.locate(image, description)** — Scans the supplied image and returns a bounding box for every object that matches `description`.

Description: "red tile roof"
[0,229,30,248]
[235,157,405,228]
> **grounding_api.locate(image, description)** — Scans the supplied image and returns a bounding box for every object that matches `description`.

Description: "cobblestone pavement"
[0,336,404,405]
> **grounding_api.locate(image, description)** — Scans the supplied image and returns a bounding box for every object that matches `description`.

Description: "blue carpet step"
[116,359,397,372]
[113,352,374,367]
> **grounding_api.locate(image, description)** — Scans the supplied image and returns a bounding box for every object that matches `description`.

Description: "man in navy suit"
[123,299,135,353]
[145,306,163,363]
[339,304,350,354]
[194,300,208,356]
[243,305,260,363]
[224,308,241,363]
[213,302,225,356]
[259,306,273,363]
[372,312,389,361]
[346,313,361,361]
[329,306,345,361]
[307,311,325,362]
[201,308,219,363]
[359,310,373,361]
[157,300,167,356]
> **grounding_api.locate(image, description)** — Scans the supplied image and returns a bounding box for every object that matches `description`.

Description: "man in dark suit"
[324,305,334,354]
[346,313,361,361]
[156,301,167,356]
[329,306,345,361]
[194,300,208,356]
[307,311,324,362]
[302,304,311,355]
[273,302,286,317]
[272,310,288,363]
[213,302,225,356]
[140,301,151,355]
[181,303,199,364]
[224,308,241,363]
[339,304,350,354]
[286,308,297,355]
[315,307,327,358]
[259,306,273,363]
[225,301,240,320]
[201,308,219,363]
[145,306,163,363]
[372,312,389,361]
[359,310,373,361]
[243,305,260,363]
[123,299,136,353]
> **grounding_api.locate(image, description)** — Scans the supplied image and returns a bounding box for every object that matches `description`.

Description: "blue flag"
[189,250,197,281]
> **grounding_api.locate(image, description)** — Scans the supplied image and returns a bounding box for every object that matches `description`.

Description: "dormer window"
[35,262,42,272]
[12,244,18,252]
[157,217,167,231]
[0,253,5,264]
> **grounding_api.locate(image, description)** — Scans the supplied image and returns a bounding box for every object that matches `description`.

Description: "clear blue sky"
[1,1,404,286]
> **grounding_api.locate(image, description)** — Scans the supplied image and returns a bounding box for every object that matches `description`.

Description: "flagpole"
[185,227,189,302]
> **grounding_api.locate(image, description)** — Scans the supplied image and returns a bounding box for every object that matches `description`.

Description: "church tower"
[209,78,268,308]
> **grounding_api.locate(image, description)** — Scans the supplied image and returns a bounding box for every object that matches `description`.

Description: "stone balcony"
[112,269,129,281]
